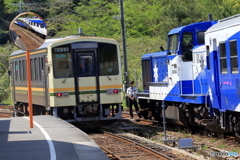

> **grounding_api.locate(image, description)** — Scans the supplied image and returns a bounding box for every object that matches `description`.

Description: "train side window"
[34,58,39,82]
[197,31,205,44]
[19,61,22,81]
[229,40,238,74]
[40,57,43,81]
[22,60,26,81]
[219,42,227,74]
[206,45,210,70]
[15,61,18,82]
[31,59,34,81]
[99,43,119,76]
[182,32,193,61]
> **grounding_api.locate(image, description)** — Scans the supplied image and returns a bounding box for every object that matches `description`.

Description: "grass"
[183,134,191,138]
[209,139,216,142]
[231,148,240,152]
[195,152,201,156]
[202,146,208,149]
[158,134,163,137]
[217,144,227,149]
[1,93,14,105]
[195,137,201,141]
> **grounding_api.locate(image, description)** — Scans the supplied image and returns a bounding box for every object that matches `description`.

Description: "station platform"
[0,115,108,160]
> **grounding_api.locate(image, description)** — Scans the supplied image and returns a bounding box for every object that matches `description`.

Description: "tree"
[0,43,16,103]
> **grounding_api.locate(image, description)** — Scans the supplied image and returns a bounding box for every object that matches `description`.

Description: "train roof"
[168,21,217,35]
[10,38,63,57]
[206,14,240,34]
[28,19,44,23]
[141,51,167,60]
[10,36,118,57]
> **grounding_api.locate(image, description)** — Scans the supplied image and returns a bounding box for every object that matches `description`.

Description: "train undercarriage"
[138,99,240,137]
[14,102,122,128]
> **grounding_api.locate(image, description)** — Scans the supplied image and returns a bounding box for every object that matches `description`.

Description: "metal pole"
[20,0,23,13]
[133,69,137,87]
[119,0,128,92]
[26,50,33,128]
[162,101,166,141]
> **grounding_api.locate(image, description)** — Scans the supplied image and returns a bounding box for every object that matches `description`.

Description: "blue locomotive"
[138,14,240,137]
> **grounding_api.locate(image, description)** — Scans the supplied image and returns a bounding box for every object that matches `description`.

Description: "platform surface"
[0,115,108,160]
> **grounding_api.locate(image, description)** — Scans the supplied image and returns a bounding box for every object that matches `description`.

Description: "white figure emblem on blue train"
[153,63,158,82]
[138,14,240,137]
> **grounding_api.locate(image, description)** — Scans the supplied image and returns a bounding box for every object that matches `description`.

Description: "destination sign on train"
[54,47,69,52]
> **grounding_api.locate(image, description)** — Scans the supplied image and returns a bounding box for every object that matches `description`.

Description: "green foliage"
[0,42,16,103]
[2,0,240,102]
[231,148,240,152]
[183,134,191,138]
[217,144,228,148]
[209,139,216,142]
[201,145,208,150]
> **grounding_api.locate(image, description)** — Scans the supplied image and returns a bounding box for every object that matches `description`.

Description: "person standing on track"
[126,81,143,119]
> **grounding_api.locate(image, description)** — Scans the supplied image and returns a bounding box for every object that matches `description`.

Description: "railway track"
[0,105,14,118]
[11,23,44,50]
[120,111,240,159]
[89,131,195,160]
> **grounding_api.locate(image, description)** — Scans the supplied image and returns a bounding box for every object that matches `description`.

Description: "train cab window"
[99,43,119,76]
[197,31,205,44]
[167,34,178,55]
[182,32,193,61]
[219,42,227,74]
[14,61,18,82]
[229,40,238,74]
[52,47,73,78]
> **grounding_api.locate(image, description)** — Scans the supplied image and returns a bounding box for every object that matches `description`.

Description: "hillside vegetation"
[1,0,240,102]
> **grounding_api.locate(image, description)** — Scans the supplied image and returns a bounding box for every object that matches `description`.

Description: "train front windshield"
[52,42,119,78]
[98,43,119,76]
[52,46,73,78]
[167,34,179,55]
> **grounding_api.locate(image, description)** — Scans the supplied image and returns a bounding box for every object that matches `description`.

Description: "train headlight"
[56,92,69,97]
[106,89,119,94]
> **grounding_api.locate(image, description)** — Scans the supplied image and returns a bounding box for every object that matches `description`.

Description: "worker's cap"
[129,81,134,84]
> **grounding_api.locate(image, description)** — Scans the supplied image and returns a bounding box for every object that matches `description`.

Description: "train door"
[179,30,194,94]
[43,55,49,109]
[72,43,99,104]
[11,60,16,102]
[218,41,228,111]
[207,39,221,109]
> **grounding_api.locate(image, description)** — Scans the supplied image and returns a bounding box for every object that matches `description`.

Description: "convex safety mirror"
[9,12,47,51]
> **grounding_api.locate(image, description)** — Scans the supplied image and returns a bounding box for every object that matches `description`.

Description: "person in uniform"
[126,81,142,119]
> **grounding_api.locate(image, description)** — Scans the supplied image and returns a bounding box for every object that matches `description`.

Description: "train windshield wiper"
[62,71,71,83]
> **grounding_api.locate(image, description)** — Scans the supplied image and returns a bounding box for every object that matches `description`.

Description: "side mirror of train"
[47,65,50,74]
[9,12,47,51]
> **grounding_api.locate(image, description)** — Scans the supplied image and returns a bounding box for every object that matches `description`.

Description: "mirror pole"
[26,50,33,128]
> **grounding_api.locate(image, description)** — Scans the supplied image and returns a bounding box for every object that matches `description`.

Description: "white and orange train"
[9,36,123,127]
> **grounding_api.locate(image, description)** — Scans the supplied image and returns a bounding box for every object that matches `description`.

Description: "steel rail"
[100,146,122,160]
[103,131,174,160]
